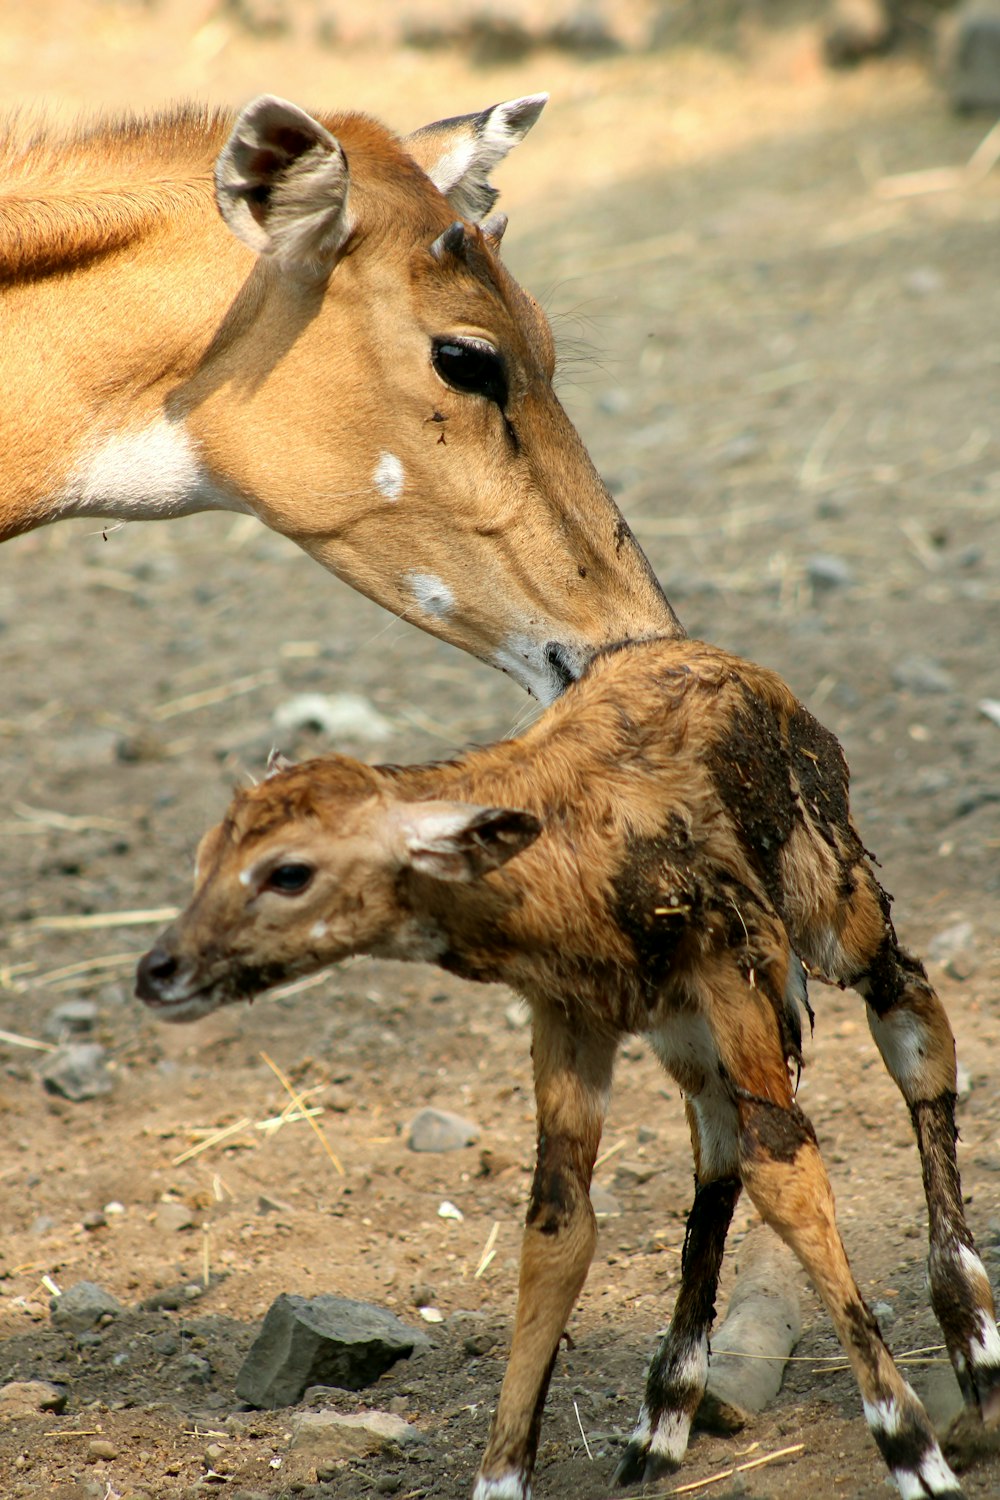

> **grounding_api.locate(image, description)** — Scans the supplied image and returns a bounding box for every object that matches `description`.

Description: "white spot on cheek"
[407,572,454,620]
[310,921,329,942]
[373,452,405,501]
[239,869,253,889]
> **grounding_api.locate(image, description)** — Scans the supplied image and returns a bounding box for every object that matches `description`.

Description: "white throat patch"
[60,418,240,522]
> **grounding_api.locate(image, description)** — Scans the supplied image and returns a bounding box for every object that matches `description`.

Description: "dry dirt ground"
[2,7,999,1500]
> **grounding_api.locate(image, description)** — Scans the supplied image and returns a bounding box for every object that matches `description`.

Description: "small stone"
[87,1438,119,1461]
[81,1209,107,1232]
[43,999,98,1041]
[891,654,955,695]
[39,1043,113,1102]
[204,1441,230,1470]
[943,1,1000,113]
[290,1408,422,1459]
[272,692,392,743]
[589,1183,621,1218]
[406,1107,480,1153]
[51,1281,124,1333]
[156,1200,196,1233]
[257,1193,294,1216]
[177,1353,212,1384]
[872,1300,896,1324]
[376,1478,403,1496]
[0,1380,68,1416]
[929,920,975,965]
[806,554,854,594]
[410,1281,436,1310]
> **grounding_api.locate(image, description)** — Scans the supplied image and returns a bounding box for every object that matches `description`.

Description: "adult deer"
[139,636,1000,1500]
[1,93,678,701]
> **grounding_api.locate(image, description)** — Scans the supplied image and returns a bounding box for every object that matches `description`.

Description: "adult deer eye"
[265,863,314,895]
[432,338,508,409]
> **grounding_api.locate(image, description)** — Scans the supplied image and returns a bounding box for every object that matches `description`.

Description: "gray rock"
[406,1107,480,1153]
[806,553,855,594]
[872,1300,896,1323]
[943,2,1000,113]
[589,1183,621,1218]
[43,999,98,1041]
[290,1408,422,1459]
[39,1043,113,1102]
[155,1200,197,1233]
[50,1281,124,1333]
[929,920,975,964]
[891,654,955,695]
[235,1294,429,1408]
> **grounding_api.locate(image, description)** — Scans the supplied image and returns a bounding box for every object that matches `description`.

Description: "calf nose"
[136,945,179,1001]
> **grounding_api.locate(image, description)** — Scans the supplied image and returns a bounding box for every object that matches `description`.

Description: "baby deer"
[138,637,999,1499]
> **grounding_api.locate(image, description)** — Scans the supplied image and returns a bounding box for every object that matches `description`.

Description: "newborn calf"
[138,637,999,1499]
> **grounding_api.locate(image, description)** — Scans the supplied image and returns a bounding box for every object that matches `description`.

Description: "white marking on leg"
[864,1394,903,1438]
[60,418,244,522]
[471,1473,530,1500]
[628,1403,652,1448]
[894,1447,962,1499]
[373,451,404,501]
[648,1407,694,1464]
[866,1007,929,1091]
[407,572,455,621]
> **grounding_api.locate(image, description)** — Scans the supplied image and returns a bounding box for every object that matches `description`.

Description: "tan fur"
[139,636,993,1497]
[0,100,678,697]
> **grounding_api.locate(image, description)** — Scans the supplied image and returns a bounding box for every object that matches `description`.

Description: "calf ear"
[215,95,352,271]
[404,94,547,222]
[397,802,542,883]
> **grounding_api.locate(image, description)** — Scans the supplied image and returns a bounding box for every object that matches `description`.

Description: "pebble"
[943,1,1000,112]
[39,1043,114,1102]
[43,999,98,1041]
[589,1183,621,1218]
[81,1210,106,1232]
[891,654,955,695]
[405,1107,480,1153]
[156,1200,196,1233]
[272,692,392,743]
[50,1281,124,1334]
[87,1438,119,1461]
[872,1300,896,1324]
[806,553,854,594]
[930,919,975,960]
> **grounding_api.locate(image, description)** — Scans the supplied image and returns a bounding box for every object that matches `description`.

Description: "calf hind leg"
[834,868,1000,1425]
[739,1092,964,1497]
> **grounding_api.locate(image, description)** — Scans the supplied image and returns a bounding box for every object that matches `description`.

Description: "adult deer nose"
[136,945,179,1001]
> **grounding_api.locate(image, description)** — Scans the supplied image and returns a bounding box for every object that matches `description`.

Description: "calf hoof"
[944,1405,1000,1470]
[612,1440,681,1489]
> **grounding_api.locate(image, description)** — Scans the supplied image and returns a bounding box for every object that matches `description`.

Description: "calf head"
[136,756,541,1021]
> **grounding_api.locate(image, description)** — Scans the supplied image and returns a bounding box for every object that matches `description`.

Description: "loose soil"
[1,9,998,1500]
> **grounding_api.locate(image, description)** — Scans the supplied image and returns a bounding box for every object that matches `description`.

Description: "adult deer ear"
[404,94,547,222]
[215,95,353,271]
[394,802,542,883]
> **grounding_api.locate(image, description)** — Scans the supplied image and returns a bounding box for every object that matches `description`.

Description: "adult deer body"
[0,94,678,701]
[139,637,1000,1500]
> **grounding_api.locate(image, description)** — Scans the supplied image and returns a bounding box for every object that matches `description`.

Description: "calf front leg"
[474,1008,615,1500]
[615,1083,742,1486]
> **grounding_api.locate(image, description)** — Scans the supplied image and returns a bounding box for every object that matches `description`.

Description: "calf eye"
[265,862,314,895]
[433,338,508,409]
